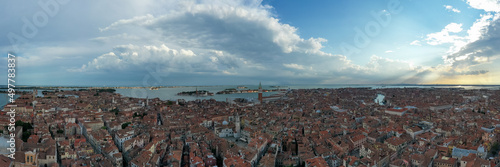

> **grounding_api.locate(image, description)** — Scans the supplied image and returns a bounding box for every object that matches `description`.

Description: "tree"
[57,129,64,134]
[491,142,500,156]
[15,120,33,132]
[122,122,131,129]
[111,108,120,115]
[21,131,31,142]
[133,112,146,118]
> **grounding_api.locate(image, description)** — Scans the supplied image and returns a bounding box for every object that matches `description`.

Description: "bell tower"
[258,82,263,103]
[235,114,241,138]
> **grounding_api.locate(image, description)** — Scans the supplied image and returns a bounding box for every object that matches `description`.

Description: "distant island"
[177,90,214,96]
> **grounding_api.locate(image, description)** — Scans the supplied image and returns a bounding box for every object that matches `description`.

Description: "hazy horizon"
[2,83,500,88]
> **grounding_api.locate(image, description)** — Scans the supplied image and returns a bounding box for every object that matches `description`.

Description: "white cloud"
[466,0,500,12]
[467,14,495,42]
[426,13,498,63]
[426,23,464,47]
[410,40,421,46]
[76,1,355,79]
[444,5,461,13]
[283,63,306,70]
[385,50,394,53]
[99,14,155,32]
[90,33,140,43]
[71,0,444,84]
[445,16,500,67]
[445,23,464,33]
[436,10,500,78]
[73,44,201,72]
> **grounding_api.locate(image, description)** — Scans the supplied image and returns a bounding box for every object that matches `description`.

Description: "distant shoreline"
[0,84,499,90]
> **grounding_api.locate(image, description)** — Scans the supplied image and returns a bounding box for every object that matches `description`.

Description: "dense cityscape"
[3,0,500,167]
[1,86,499,167]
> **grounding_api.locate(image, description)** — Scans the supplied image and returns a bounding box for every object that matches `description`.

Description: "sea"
[0,93,20,110]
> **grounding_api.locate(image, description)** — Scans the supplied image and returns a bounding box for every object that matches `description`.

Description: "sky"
[1,0,500,86]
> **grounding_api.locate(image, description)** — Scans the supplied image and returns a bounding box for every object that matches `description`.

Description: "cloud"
[437,12,500,79]
[283,63,306,70]
[444,5,461,13]
[385,50,394,53]
[467,14,495,42]
[99,14,155,32]
[74,0,362,82]
[425,13,497,64]
[410,40,421,46]
[333,55,436,84]
[71,0,453,84]
[456,70,488,75]
[426,23,464,46]
[90,33,140,43]
[446,16,500,66]
[72,44,202,72]
[466,0,500,12]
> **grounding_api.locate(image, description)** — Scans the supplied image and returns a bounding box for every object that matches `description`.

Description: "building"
[430,105,452,111]
[385,107,408,116]
[434,156,457,167]
[385,137,407,153]
[406,126,424,139]
[114,129,135,151]
[451,146,487,159]
[350,134,367,150]
[13,150,38,167]
[0,155,12,167]
[305,157,328,167]
[234,115,241,138]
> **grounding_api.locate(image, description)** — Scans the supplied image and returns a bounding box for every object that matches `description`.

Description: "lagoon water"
[115,85,280,101]
[0,93,20,110]
[0,137,10,155]
[115,84,500,101]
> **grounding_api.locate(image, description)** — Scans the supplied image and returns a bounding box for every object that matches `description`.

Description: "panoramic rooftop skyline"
[1,0,500,86]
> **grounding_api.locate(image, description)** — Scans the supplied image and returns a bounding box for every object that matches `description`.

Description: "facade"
[385,136,407,153]
[350,134,367,150]
[115,129,135,151]
[434,156,457,167]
